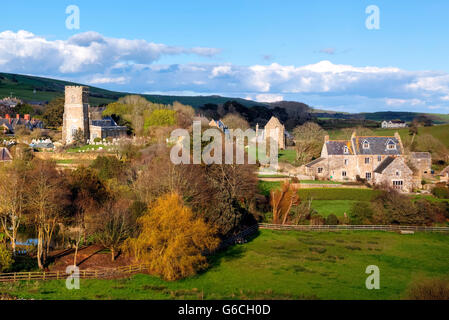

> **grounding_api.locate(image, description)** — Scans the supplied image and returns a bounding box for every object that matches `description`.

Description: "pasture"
[1,229,449,300]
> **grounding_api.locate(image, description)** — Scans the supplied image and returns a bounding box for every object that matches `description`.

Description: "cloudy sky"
[1,0,449,113]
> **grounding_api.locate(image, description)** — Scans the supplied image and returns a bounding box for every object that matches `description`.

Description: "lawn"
[300,180,341,184]
[310,200,361,217]
[278,149,297,164]
[298,188,380,201]
[2,229,449,300]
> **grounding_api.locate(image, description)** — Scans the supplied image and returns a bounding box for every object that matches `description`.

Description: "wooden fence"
[259,223,449,233]
[0,264,149,283]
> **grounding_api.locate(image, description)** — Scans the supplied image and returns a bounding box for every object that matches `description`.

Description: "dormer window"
[363,140,370,149]
[387,139,396,150]
[344,146,349,154]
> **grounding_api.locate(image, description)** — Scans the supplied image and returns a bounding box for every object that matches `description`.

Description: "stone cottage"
[304,131,418,191]
[373,156,414,192]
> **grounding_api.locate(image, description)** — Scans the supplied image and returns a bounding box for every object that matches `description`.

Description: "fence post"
[43,272,45,281]
[28,272,31,281]
[57,271,59,280]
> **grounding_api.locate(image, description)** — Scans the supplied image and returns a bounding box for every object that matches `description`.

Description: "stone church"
[62,86,127,144]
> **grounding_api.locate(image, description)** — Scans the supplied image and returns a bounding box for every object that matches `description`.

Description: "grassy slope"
[0,72,265,108]
[2,229,449,300]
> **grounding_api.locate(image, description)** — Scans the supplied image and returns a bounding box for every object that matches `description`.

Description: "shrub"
[93,137,102,143]
[0,242,13,272]
[432,187,449,199]
[350,201,374,225]
[144,109,176,128]
[123,193,220,281]
[325,214,339,225]
[407,278,449,300]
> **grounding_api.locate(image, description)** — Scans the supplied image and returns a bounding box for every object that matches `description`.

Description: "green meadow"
[2,229,448,300]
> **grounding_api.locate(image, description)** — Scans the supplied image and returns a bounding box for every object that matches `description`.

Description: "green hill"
[0,72,266,108]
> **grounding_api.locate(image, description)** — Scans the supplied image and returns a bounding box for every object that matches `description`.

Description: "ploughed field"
[1,229,449,300]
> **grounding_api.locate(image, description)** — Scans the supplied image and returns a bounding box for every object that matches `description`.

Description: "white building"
[381,120,408,129]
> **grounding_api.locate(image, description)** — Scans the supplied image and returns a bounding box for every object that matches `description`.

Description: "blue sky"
[1,0,449,113]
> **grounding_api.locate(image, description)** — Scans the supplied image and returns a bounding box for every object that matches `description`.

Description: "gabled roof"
[0,147,12,161]
[353,136,402,155]
[305,157,325,168]
[265,116,283,128]
[325,140,353,155]
[374,156,396,174]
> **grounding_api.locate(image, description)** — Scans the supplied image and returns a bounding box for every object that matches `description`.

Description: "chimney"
[16,114,20,120]
[324,135,329,142]
[24,114,30,121]
[5,114,10,119]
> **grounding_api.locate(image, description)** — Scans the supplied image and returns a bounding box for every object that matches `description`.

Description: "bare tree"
[0,161,29,255]
[293,122,327,165]
[27,160,69,269]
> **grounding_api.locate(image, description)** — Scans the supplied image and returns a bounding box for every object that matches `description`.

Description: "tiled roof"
[305,157,325,167]
[325,140,353,155]
[374,156,396,174]
[353,136,402,155]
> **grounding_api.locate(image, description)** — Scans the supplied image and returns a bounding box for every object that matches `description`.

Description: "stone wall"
[62,86,90,144]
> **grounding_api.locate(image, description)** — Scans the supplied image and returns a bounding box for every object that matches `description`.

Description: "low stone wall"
[34,152,100,161]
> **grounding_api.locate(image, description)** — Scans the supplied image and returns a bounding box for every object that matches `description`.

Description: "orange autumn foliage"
[270,182,299,225]
[123,192,220,281]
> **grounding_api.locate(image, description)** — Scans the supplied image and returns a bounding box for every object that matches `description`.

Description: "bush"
[407,278,449,300]
[432,187,449,199]
[0,242,13,272]
[93,137,102,143]
[325,214,339,225]
[350,201,374,225]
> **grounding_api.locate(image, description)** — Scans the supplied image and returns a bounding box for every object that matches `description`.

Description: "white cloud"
[0,30,220,74]
[1,30,449,113]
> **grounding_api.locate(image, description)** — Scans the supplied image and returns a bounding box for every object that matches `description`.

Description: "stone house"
[381,120,407,128]
[409,152,432,176]
[373,156,415,192]
[304,131,418,191]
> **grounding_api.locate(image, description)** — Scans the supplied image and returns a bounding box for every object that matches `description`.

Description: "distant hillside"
[314,110,449,125]
[0,72,266,108]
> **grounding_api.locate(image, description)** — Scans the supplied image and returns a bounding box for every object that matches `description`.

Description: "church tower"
[62,86,90,144]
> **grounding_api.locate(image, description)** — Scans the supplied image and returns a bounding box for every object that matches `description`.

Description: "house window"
[344,146,349,154]
[393,180,403,190]
[342,171,347,177]
[363,140,370,149]
[365,157,370,164]
[396,170,400,177]
[344,159,349,166]
[378,155,382,162]
[387,142,396,150]
[366,172,372,180]
[318,167,323,174]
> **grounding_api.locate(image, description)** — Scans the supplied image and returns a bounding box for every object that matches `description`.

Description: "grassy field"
[1,229,449,300]
[278,149,297,164]
[298,188,380,201]
[310,200,361,217]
